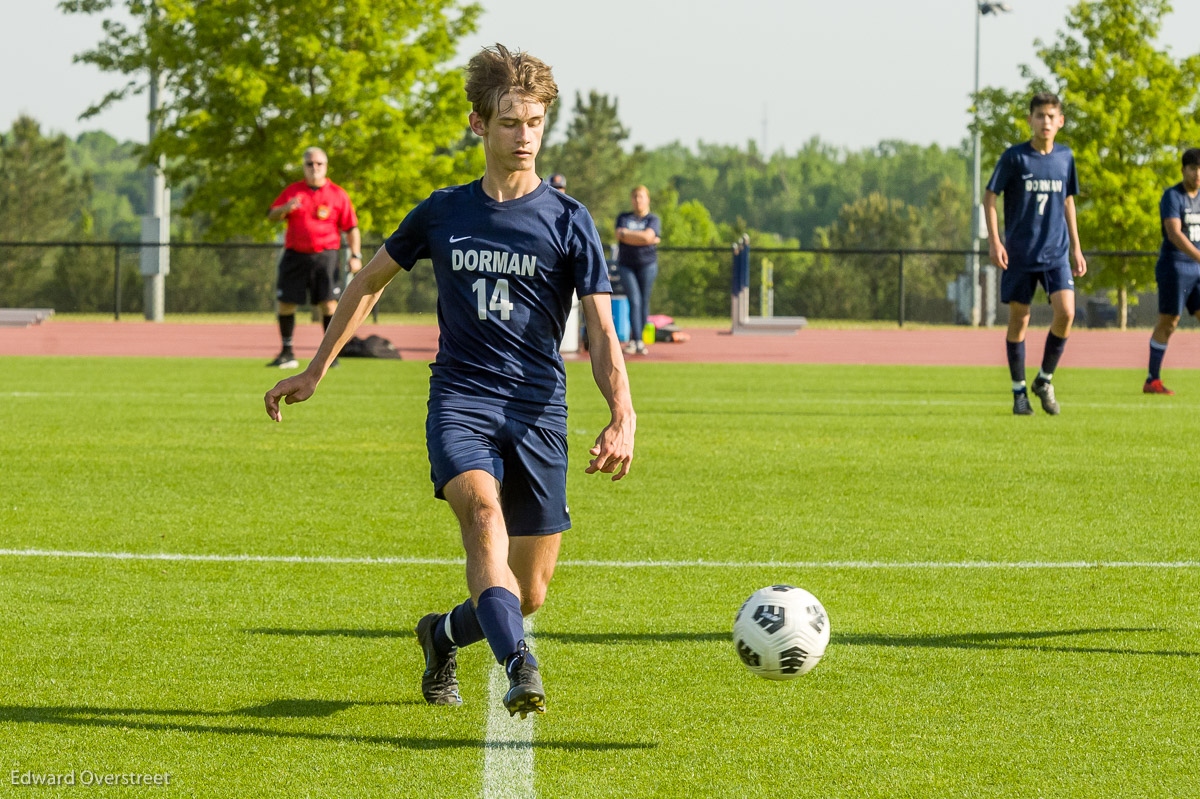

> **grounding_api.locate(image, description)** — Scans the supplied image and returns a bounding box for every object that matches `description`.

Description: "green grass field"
[3,356,1199,798]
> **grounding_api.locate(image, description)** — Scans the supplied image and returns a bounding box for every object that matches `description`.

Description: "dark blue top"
[1158,182,1200,268]
[615,212,662,268]
[985,142,1079,271]
[385,179,611,429]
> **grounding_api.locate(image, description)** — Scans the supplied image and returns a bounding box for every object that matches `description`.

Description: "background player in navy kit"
[984,92,1087,415]
[1144,147,1200,395]
[264,45,635,719]
[615,186,661,355]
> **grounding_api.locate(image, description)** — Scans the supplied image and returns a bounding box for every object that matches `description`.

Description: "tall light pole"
[969,0,1012,327]
[139,2,170,322]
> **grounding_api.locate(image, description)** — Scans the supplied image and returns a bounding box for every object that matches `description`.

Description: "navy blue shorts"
[426,402,570,536]
[1156,260,1200,316]
[1001,263,1075,305]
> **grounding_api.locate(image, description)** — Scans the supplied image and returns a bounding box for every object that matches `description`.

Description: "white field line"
[483,618,535,799]
[1,549,1199,569]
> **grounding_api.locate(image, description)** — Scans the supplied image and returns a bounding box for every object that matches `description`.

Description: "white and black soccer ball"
[733,585,830,680]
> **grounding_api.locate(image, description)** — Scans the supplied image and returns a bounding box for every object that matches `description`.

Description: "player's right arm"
[983,190,1008,270]
[1165,217,1200,264]
[264,248,402,421]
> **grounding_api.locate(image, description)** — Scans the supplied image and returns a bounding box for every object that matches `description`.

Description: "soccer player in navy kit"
[264,45,635,719]
[984,92,1088,415]
[1144,148,1200,395]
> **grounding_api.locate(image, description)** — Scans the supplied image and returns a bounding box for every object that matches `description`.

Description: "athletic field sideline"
[3,357,1198,798]
[3,318,1200,367]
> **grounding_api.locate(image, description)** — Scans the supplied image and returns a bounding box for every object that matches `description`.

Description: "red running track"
[1,320,1198,369]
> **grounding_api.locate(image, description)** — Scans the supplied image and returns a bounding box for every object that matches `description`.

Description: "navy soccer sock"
[1006,339,1026,390]
[475,586,534,667]
[278,314,295,350]
[322,315,332,333]
[431,598,485,655]
[1148,338,1167,381]
[1039,332,1067,380]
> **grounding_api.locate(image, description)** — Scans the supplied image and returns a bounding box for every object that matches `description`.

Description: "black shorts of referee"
[276,249,342,305]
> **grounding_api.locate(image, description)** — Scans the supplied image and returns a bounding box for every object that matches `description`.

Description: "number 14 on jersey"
[472,278,514,321]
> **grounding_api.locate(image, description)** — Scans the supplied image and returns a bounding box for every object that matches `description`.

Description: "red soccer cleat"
[1143,379,1174,395]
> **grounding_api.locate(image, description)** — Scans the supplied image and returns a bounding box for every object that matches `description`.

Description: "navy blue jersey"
[1157,182,1200,267]
[986,142,1079,271]
[615,212,661,268]
[384,179,611,429]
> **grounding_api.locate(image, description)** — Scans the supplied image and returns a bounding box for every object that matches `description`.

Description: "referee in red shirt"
[266,146,362,368]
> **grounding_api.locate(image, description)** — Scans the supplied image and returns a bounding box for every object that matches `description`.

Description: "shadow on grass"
[247,628,729,644]
[247,628,410,639]
[248,626,1199,657]
[0,702,655,751]
[837,627,1200,657]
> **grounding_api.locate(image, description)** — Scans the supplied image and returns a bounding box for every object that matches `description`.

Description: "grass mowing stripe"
[483,618,535,799]
[3,549,1200,569]
[4,389,1189,412]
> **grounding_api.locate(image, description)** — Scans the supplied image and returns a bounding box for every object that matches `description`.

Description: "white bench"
[0,308,55,327]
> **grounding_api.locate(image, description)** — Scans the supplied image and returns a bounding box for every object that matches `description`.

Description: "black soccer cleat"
[267,349,298,369]
[1012,390,1034,416]
[415,613,463,706]
[1031,377,1059,415]
[503,641,545,719]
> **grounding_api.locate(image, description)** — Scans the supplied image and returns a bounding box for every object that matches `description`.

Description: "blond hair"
[464,44,558,122]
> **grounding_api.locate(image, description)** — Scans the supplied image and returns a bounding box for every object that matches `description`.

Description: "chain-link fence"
[0,240,1172,326]
[0,241,441,317]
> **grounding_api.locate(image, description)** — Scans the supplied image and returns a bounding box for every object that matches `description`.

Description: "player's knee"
[460,505,505,547]
[520,587,546,616]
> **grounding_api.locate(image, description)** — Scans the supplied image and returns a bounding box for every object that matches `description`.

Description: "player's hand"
[284,196,303,214]
[586,417,635,481]
[988,239,1008,271]
[1071,248,1087,277]
[264,372,319,421]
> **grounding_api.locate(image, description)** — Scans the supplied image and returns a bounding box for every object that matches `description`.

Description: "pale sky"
[6,0,1200,153]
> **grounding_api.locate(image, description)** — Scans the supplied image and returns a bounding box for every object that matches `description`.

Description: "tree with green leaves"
[539,91,645,238]
[640,138,971,248]
[71,130,144,240]
[60,0,485,240]
[813,193,923,320]
[973,0,1200,327]
[0,116,95,304]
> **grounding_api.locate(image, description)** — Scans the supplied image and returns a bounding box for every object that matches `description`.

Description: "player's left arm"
[1064,195,1087,277]
[580,293,636,480]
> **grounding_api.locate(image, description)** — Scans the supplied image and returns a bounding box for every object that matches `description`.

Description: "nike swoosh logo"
[449,235,471,243]
[1022,173,1034,179]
